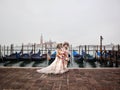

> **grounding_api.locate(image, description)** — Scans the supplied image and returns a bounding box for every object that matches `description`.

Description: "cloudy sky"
[0,0,120,46]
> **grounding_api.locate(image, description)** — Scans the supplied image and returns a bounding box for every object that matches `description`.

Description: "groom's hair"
[63,42,69,47]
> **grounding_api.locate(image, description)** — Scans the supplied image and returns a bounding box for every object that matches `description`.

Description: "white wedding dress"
[37,55,68,74]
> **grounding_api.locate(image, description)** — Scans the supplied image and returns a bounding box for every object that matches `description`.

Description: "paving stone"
[0,68,120,90]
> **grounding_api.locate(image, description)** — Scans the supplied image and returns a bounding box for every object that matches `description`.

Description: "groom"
[62,42,70,69]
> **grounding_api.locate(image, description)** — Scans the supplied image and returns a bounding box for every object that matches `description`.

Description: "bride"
[37,42,69,74]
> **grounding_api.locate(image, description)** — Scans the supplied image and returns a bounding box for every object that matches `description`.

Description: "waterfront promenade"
[0,67,120,90]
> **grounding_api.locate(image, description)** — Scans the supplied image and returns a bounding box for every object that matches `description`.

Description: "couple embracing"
[37,42,69,74]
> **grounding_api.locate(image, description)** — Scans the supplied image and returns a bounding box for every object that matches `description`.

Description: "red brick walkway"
[0,68,120,90]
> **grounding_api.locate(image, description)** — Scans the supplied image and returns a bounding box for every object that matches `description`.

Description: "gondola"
[85,54,96,62]
[19,54,31,61]
[48,51,56,65]
[19,50,33,61]
[72,50,84,63]
[31,50,42,60]
[51,51,56,60]
[0,56,3,62]
[82,50,96,62]
[41,53,47,60]
[3,51,22,61]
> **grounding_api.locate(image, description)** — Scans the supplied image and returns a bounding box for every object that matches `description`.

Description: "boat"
[0,56,3,62]
[82,50,96,62]
[48,51,56,65]
[85,54,96,62]
[72,50,84,63]
[51,51,56,60]
[20,54,31,60]
[31,50,42,60]
[41,53,47,60]
[3,51,22,61]
[19,50,33,61]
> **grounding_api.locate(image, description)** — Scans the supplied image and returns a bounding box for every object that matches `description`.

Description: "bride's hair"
[56,43,62,49]
[63,42,69,47]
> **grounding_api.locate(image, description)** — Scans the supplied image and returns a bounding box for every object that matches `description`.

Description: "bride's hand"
[65,58,69,61]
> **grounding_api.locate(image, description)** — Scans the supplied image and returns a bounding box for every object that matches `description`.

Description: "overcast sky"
[0,0,120,46]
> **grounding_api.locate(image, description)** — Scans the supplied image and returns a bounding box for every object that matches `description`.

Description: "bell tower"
[40,34,43,44]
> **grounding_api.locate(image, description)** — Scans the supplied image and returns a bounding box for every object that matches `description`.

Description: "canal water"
[0,59,119,68]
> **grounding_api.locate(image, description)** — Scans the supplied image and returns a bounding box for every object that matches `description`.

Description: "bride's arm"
[56,50,63,59]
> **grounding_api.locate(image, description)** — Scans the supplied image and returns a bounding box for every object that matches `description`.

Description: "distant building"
[40,34,43,45]
[39,34,57,49]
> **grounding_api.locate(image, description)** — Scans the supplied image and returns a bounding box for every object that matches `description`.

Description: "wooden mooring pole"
[10,44,14,54]
[115,44,120,67]
[78,45,80,54]
[100,36,103,63]
[0,45,1,57]
[88,45,89,54]
[96,45,98,59]
[21,44,24,54]
[70,44,73,66]
[118,44,120,51]
[85,45,87,60]
[4,45,5,56]
[7,46,9,55]
[34,43,36,54]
